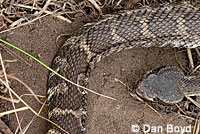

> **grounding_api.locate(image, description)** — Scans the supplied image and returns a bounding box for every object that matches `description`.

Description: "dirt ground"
[0,13,195,134]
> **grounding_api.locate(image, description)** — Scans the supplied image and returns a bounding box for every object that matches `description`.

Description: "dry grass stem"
[0,78,70,134]
[0,77,37,115]
[0,107,29,117]
[193,112,200,134]
[175,49,187,72]
[0,95,19,103]
[191,64,200,74]
[185,96,200,109]
[0,43,32,66]
[0,53,22,133]
[21,117,35,134]
[36,0,52,16]
[13,3,72,23]
[146,103,163,118]
[129,92,144,102]
[114,77,132,91]
[113,0,123,8]
[4,59,17,63]
[38,99,46,115]
[0,12,50,34]
[175,103,187,115]
[187,48,194,69]
[87,0,102,15]
[20,94,45,99]
[56,34,71,48]
[14,116,24,134]
[8,0,15,13]
[195,48,200,58]
[7,74,43,104]
[0,118,13,134]
[114,78,163,118]
[10,18,26,28]
[1,14,13,23]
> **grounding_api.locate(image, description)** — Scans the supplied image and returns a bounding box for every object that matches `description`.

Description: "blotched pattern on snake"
[46,3,200,134]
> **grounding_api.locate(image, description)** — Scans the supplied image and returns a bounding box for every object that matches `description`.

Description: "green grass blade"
[0,38,116,100]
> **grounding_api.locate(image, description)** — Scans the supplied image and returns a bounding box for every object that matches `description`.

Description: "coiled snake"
[46,3,200,134]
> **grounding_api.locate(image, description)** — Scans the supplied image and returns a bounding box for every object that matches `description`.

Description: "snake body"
[46,3,200,134]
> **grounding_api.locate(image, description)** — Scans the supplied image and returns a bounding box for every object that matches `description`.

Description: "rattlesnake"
[46,3,200,134]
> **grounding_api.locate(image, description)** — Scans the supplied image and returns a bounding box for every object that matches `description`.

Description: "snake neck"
[181,76,200,96]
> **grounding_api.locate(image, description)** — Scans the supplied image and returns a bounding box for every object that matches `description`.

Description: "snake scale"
[46,3,200,134]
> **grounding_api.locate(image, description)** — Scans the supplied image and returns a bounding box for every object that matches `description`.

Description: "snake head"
[136,66,185,104]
